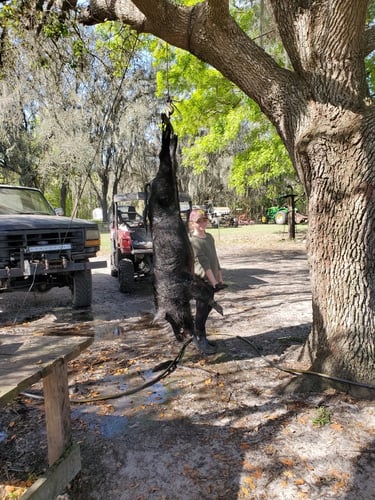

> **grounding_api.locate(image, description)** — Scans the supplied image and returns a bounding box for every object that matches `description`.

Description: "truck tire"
[72,269,92,308]
[110,249,120,277]
[275,211,287,225]
[119,259,134,293]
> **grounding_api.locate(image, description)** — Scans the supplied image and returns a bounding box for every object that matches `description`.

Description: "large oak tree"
[6,1,375,389]
[78,0,375,390]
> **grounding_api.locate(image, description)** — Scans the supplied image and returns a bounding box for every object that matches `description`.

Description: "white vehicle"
[207,206,238,227]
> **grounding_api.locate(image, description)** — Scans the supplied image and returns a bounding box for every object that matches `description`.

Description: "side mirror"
[55,208,64,216]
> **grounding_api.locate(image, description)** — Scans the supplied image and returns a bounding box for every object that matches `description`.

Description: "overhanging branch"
[79,0,146,28]
[77,0,303,148]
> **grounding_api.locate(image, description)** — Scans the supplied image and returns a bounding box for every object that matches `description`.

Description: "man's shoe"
[193,336,217,355]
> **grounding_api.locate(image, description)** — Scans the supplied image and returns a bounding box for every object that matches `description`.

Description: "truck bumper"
[0,259,107,278]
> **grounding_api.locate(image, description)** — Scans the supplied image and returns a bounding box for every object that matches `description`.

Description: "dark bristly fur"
[146,114,223,342]
[146,114,195,341]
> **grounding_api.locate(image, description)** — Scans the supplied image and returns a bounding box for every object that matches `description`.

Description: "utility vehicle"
[110,191,192,293]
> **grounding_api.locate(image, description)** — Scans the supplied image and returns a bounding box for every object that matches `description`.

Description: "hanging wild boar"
[146,114,223,343]
[146,114,195,341]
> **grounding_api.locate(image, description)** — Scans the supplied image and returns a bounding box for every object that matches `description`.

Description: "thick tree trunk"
[296,106,375,384]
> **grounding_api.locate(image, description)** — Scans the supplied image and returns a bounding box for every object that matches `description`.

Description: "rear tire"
[72,269,92,308]
[110,248,120,277]
[275,211,288,225]
[119,259,134,293]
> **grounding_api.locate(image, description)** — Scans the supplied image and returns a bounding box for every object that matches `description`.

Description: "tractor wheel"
[275,211,288,225]
[119,259,134,293]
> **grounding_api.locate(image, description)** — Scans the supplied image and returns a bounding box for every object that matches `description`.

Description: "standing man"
[189,209,223,355]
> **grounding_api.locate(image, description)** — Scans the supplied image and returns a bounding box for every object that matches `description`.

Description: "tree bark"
[298,105,375,383]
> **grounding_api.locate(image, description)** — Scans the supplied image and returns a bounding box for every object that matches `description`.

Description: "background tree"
[0,1,302,220]
[0,64,42,187]
[0,13,164,219]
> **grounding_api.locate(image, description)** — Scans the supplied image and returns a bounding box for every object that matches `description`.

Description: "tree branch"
[79,0,145,27]
[78,1,301,124]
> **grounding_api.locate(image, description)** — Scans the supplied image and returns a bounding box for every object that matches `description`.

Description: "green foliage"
[41,15,69,39]
[152,35,296,205]
[94,22,149,78]
[229,121,294,198]
[367,0,375,22]
[1,0,374,218]
[149,2,298,207]
[366,45,375,97]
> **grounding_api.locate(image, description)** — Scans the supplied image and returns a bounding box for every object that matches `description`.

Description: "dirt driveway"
[1,226,375,499]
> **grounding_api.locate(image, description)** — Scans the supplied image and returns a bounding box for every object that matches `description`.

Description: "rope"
[237,335,375,391]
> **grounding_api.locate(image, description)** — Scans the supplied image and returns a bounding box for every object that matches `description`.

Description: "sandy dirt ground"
[1,226,375,500]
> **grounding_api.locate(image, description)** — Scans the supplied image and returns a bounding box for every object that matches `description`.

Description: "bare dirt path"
[1,226,375,499]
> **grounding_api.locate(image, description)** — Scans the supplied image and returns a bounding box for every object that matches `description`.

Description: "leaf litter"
[1,228,375,499]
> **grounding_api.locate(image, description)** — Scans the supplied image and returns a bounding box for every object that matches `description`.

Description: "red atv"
[110,191,191,293]
[110,192,153,293]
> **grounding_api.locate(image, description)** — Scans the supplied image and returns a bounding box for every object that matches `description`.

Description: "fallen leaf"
[240,442,251,450]
[280,457,294,466]
[243,476,256,489]
[297,492,309,499]
[297,416,308,424]
[241,486,250,496]
[330,423,344,431]
[283,470,294,478]
[242,460,256,471]
[253,468,262,479]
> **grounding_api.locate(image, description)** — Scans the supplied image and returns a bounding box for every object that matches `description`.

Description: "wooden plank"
[0,334,92,499]
[0,335,93,405]
[43,358,72,465]
[21,443,81,500]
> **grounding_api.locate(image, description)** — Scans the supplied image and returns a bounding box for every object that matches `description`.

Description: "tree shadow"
[66,375,373,499]
[68,395,302,499]
[217,323,311,360]
[342,438,375,499]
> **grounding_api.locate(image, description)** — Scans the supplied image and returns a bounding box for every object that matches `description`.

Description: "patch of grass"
[99,222,308,256]
[99,231,111,254]
[312,406,332,426]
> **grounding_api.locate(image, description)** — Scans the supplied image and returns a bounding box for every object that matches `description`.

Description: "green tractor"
[265,206,289,224]
[264,205,308,225]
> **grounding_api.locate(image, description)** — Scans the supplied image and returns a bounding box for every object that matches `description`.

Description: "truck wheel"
[110,250,118,277]
[72,270,92,308]
[119,259,134,293]
[275,211,287,225]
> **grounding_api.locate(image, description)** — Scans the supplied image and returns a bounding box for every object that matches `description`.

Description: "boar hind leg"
[165,313,193,342]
